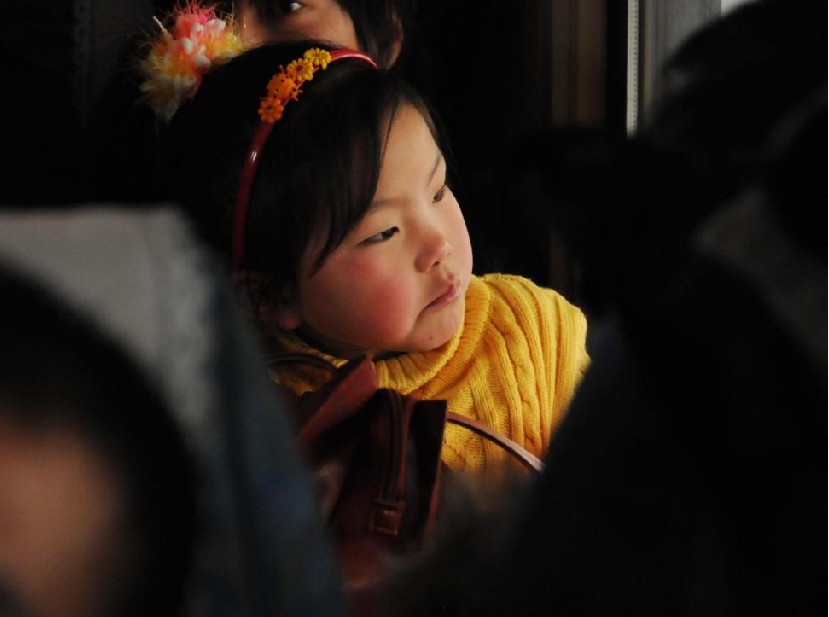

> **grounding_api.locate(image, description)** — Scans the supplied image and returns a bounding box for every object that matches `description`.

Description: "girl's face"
[277,104,473,359]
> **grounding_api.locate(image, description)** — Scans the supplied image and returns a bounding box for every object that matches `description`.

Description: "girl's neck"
[292,325,404,362]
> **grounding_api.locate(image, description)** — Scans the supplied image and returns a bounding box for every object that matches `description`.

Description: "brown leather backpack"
[271,354,541,616]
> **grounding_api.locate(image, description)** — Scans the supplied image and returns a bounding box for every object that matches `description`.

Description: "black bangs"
[310,69,403,269]
[245,64,434,283]
[310,70,444,271]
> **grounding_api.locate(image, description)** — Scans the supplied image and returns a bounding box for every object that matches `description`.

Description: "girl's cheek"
[367,286,420,339]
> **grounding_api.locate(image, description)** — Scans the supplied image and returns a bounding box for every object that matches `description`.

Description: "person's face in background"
[239,0,360,52]
[0,416,126,617]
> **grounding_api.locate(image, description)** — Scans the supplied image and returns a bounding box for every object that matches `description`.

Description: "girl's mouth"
[425,281,461,311]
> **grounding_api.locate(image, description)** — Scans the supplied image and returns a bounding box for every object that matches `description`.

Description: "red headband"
[231,48,377,270]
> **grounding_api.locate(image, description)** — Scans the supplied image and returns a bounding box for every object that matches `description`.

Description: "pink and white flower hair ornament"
[139,2,244,121]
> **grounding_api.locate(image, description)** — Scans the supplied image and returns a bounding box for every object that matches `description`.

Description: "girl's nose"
[415,227,452,272]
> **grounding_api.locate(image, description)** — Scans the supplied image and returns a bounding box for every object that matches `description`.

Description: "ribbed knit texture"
[272,273,589,470]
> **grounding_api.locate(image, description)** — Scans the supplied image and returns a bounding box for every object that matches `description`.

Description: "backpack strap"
[446,412,543,473]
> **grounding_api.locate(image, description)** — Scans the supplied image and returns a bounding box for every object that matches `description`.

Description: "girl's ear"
[233,270,303,331]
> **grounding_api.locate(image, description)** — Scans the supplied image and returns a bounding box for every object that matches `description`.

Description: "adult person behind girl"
[146,35,589,473]
[234,0,413,69]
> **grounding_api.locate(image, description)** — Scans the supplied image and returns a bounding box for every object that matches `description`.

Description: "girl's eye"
[433,183,447,203]
[275,1,304,14]
[362,227,399,245]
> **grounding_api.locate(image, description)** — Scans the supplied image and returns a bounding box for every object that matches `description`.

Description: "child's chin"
[413,324,463,354]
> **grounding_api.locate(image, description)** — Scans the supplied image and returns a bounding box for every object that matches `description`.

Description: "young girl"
[147,13,589,470]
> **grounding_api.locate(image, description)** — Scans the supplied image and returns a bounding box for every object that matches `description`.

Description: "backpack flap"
[285,355,448,611]
[333,390,447,613]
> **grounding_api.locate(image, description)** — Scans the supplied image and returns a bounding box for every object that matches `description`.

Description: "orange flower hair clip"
[257,48,333,123]
[139,2,244,121]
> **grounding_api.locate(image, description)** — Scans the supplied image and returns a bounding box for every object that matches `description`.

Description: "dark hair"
[160,40,449,299]
[245,0,416,69]
[0,265,196,617]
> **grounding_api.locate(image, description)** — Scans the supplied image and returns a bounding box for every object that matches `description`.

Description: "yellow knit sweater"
[271,273,589,470]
